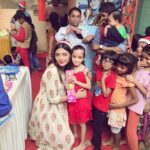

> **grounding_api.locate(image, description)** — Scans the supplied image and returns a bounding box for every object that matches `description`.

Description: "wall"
[135,0,150,34]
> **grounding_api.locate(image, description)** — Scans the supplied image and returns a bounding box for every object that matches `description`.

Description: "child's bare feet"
[102,139,114,146]
[113,146,119,150]
[72,142,87,150]
[120,140,127,145]
[73,133,78,139]
[84,140,92,147]
[139,141,145,150]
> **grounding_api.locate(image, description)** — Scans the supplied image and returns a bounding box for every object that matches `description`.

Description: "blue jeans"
[29,52,41,71]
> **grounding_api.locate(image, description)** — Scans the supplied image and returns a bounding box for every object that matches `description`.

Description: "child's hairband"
[57,41,73,49]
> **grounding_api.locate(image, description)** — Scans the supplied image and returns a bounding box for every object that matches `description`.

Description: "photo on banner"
[76,0,101,25]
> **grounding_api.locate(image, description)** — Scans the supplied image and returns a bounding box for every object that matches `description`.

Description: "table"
[0,36,11,60]
[0,67,32,150]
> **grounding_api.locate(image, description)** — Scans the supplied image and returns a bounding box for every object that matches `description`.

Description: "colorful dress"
[67,69,92,124]
[132,69,150,140]
[108,76,134,129]
[28,64,74,150]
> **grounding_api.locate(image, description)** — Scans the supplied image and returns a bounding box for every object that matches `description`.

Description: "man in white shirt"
[55,7,97,72]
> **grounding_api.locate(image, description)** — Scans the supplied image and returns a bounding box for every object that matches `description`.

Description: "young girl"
[108,53,139,150]
[127,45,150,150]
[67,45,92,150]
[92,50,118,150]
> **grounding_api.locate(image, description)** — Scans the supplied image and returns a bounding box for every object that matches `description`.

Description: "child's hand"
[87,71,92,80]
[102,72,109,81]
[76,88,86,99]
[64,82,69,90]
[83,35,94,43]
[95,55,101,65]
[96,81,101,86]
[126,75,136,83]
[72,76,77,84]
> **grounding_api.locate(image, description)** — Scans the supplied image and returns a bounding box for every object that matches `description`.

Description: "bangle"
[99,45,103,49]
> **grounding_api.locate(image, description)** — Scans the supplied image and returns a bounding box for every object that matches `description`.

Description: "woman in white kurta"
[28,41,75,150]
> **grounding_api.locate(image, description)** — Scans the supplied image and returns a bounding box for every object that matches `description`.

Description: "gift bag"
[65,70,76,103]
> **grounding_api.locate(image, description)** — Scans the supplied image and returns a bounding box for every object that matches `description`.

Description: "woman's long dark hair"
[50,42,72,82]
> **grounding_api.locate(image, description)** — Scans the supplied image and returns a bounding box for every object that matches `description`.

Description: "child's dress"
[108,76,134,129]
[132,69,150,141]
[67,69,92,124]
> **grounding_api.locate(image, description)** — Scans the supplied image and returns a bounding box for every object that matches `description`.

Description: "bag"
[0,76,12,118]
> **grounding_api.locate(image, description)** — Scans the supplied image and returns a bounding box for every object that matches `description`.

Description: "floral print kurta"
[28,64,74,150]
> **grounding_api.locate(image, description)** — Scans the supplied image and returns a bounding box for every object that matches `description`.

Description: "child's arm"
[104,25,111,37]
[126,75,148,97]
[110,87,139,109]
[73,72,91,90]
[101,72,113,97]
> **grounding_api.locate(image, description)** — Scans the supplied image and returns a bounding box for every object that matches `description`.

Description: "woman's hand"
[76,89,86,99]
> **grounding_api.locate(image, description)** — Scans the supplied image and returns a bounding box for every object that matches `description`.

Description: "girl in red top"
[67,45,92,150]
[91,50,118,150]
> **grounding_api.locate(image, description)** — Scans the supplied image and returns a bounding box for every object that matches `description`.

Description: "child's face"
[137,41,147,57]
[108,14,117,26]
[141,51,150,67]
[102,58,113,71]
[116,64,128,75]
[72,49,84,67]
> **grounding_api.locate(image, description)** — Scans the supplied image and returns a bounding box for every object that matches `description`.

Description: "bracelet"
[99,45,103,49]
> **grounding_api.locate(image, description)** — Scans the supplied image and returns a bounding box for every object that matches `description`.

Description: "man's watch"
[99,45,103,49]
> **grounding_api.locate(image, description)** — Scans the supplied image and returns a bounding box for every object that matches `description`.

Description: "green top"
[117,25,127,39]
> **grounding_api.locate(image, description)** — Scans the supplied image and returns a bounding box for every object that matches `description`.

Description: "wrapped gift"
[65,70,76,103]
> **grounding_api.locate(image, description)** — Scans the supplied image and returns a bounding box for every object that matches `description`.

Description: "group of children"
[66,39,150,150]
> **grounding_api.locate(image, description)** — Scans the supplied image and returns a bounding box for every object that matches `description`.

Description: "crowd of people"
[1,0,150,150]
[28,1,150,150]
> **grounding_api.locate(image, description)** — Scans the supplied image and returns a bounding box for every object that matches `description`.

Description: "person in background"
[55,7,96,72]
[135,37,150,61]
[12,10,32,69]
[45,0,66,27]
[0,60,5,66]
[26,17,41,72]
[95,10,127,68]
[47,12,60,62]
[10,1,31,49]
[3,55,18,66]
[18,0,30,17]
[92,2,125,71]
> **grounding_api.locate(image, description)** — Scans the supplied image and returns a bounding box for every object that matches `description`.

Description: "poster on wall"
[76,0,101,25]
[76,0,123,25]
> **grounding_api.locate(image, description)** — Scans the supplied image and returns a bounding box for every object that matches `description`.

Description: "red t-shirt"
[92,69,116,112]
